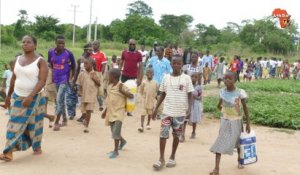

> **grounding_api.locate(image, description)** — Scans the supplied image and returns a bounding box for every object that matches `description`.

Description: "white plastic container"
[239,130,258,165]
[124,79,137,112]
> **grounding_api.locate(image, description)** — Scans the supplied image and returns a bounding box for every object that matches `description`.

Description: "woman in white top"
[0,35,48,162]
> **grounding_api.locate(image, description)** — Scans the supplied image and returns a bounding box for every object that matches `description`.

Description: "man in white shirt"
[139,44,149,65]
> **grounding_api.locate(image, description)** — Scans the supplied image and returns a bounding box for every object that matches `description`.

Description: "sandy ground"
[0,85,300,175]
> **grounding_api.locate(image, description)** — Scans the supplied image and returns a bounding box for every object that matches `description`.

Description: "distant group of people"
[222,56,300,82]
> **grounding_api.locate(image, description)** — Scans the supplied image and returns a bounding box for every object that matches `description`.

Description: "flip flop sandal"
[53,124,60,131]
[146,125,151,130]
[138,127,144,132]
[153,160,165,170]
[83,129,89,133]
[106,151,115,155]
[238,162,244,169]
[108,151,119,159]
[166,159,176,168]
[60,121,67,127]
[190,133,196,139]
[209,169,220,175]
[118,140,127,150]
[0,154,12,161]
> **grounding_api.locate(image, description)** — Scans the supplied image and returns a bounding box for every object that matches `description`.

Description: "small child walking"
[111,55,119,69]
[180,72,202,142]
[152,55,193,170]
[203,62,212,85]
[101,68,133,159]
[138,68,159,132]
[1,60,15,114]
[43,63,56,128]
[77,58,101,133]
[209,71,251,175]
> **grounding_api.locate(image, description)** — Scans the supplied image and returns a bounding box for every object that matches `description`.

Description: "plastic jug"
[124,79,137,112]
[239,130,258,165]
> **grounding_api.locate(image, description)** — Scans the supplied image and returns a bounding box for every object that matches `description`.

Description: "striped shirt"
[160,73,194,117]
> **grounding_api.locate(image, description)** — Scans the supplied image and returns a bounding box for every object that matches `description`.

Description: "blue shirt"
[147,56,172,85]
[202,55,214,69]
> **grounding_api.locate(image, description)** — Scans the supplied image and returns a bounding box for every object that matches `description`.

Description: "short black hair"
[156,46,164,52]
[172,54,183,61]
[109,68,121,80]
[225,70,236,80]
[55,35,65,41]
[84,43,92,49]
[24,35,37,46]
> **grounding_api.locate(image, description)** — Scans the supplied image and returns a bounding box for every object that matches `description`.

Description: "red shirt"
[91,51,107,72]
[121,50,142,78]
[214,57,218,65]
[230,60,239,72]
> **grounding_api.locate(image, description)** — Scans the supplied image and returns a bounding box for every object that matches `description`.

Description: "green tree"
[2,25,17,45]
[110,19,127,42]
[33,15,64,41]
[195,24,221,45]
[159,14,193,36]
[239,18,297,54]
[124,14,175,45]
[126,0,153,18]
[13,10,30,39]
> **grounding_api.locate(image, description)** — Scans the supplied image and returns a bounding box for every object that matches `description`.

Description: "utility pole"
[0,0,2,52]
[87,0,93,42]
[71,5,79,47]
[94,17,98,41]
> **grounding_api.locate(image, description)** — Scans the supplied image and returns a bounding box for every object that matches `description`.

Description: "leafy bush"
[237,79,300,93]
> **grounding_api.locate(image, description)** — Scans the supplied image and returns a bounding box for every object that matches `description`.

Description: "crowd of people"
[1,35,298,174]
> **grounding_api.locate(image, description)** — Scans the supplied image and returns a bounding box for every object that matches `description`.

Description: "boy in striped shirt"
[152,55,194,170]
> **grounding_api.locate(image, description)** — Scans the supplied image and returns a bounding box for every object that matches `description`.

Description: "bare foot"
[0,153,13,161]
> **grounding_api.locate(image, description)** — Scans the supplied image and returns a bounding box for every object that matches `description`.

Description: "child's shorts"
[110,121,122,140]
[160,115,185,139]
[81,102,94,113]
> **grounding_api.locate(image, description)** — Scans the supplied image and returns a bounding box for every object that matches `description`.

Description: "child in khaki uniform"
[101,68,133,159]
[77,58,101,133]
[138,68,158,132]
[42,65,56,128]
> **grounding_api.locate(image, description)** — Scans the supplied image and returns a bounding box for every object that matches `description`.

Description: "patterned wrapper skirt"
[210,118,242,155]
[3,92,46,153]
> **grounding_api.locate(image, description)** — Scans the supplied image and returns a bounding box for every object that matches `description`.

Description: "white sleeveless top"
[14,56,41,97]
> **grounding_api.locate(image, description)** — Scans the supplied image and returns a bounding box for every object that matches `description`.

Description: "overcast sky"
[1,0,299,29]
